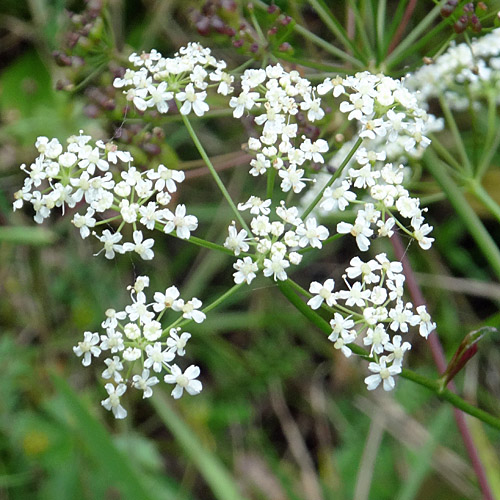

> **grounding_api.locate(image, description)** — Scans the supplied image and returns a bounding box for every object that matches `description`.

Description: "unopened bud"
[463,2,474,13]
[280,15,292,26]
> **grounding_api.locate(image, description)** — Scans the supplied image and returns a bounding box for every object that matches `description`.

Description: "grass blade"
[51,374,159,500]
[151,391,248,500]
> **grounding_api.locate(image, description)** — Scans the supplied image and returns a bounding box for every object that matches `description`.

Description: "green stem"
[293,23,365,67]
[181,114,251,235]
[429,134,464,174]
[307,0,366,63]
[376,0,386,63]
[346,0,375,61]
[153,222,238,256]
[267,167,276,201]
[476,90,498,179]
[385,1,443,68]
[425,150,500,281]
[298,234,342,253]
[188,235,235,256]
[400,369,500,431]
[277,279,500,431]
[438,95,474,177]
[203,283,245,314]
[248,5,266,44]
[177,283,245,330]
[302,136,363,219]
[477,126,500,180]
[468,180,500,225]
[252,0,364,67]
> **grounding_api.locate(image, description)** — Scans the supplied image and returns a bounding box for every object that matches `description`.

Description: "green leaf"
[51,374,159,500]
[0,226,57,246]
[150,391,248,500]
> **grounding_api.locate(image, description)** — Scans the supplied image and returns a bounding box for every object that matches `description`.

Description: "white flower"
[122,230,155,260]
[337,216,373,252]
[132,369,159,398]
[375,253,403,279]
[296,217,329,249]
[100,330,124,353]
[102,356,124,382]
[143,320,163,341]
[300,138,328,163]
[263,254,290,281]
[320,181,356,212]
[145,342,175,373]
[101,307,126,330]
[412,218,434,250]
[163,204,198,239]
[164,364,202,399]
[389,302,417,333]
[364,357,401,391]
[250,215,272,237]
[224,225,250,256]
[101,383,128,419]
[249,154,271,176]
[72,208,96,239]
[385,335,412,367]
[176,83,209,116]
[346,256,381,284]
[415,305,436,338]
[58,152,77,168]
[278,164,309,193]
[338,281,371,307]
[363,324,390,355]
[78,146,109,174]
[139,202,163,230]
[123,323,141,340]
[300,94,325,121]
[147,164,185,192]
[339,93,373,120]
[172,298,206,323]
[229,90,259,118]
[331,330,357,357]
[238,196,271,215]
[73,331,101,366]
[145,81,173,113]
[289,252,303,265]
[348,164,380,189]
[233,256,258,285]
[166,329,191,356]
[95,230,124,259]
[153,286,181,313]
[307,279,336,309]
[328,313,354,342]
[123,347,141,361]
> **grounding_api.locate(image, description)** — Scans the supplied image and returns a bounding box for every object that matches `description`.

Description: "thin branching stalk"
[278,279,500,435]
[181,114,251,235]
[390,232,496,500]
[425,150,500,280]
[301,137,363,219]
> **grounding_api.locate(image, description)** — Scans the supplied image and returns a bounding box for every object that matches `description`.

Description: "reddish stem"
[388,0,418,54]
[391,233,494,500]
